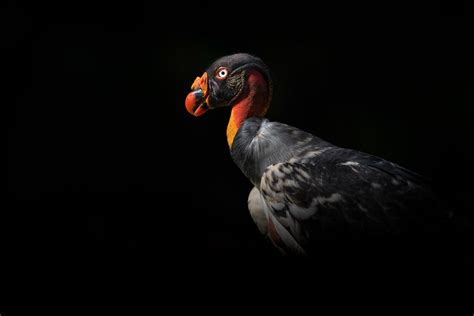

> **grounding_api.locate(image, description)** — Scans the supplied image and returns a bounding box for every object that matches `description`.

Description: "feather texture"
[235,117,457,259]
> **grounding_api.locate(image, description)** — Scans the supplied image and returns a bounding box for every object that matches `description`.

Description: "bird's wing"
[258,147,451,255]
[248,186,307,255]
[247,187,268,236]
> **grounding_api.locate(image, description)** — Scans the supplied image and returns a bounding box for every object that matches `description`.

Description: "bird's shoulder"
[231,118,332,185]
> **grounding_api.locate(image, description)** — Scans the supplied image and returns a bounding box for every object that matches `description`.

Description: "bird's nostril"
[193,89,204,100]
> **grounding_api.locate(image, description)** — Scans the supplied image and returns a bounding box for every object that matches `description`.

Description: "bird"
[185,53,473,262]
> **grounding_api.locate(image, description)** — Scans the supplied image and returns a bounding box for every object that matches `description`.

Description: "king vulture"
[185,53,472,262]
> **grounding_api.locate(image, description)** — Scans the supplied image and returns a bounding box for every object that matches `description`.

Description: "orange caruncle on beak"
[185,72,209,117]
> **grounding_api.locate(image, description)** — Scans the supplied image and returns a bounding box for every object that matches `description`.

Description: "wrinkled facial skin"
[206,67,246,109]
[185,53,271,116]
[205,53,269,109]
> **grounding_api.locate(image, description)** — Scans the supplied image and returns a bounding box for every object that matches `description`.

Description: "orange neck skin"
[226,70,270,148]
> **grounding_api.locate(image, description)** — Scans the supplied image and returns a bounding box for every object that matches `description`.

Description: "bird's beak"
[185,72,209,117]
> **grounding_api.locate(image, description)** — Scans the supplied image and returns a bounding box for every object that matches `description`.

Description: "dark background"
[6,0,474,266]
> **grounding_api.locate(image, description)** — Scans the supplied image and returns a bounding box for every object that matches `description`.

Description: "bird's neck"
[227,70,270,148]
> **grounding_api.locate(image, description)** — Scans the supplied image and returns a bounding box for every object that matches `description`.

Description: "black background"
[6,0,474,270]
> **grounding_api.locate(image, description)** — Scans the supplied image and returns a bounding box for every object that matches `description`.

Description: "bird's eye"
[215,67,228,80]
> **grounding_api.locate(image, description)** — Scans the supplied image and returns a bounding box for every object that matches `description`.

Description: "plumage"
[185,53,473,262]
[234,117,453,257]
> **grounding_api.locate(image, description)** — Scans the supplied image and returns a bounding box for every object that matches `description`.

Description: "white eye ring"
[216,67,228,79]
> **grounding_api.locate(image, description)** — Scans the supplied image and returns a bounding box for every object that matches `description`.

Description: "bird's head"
[185,53,272,117]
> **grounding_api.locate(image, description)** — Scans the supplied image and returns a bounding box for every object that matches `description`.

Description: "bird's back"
[232,117,471,263]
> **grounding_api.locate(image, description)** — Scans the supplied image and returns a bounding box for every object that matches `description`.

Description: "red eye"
[215,67,228,80]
